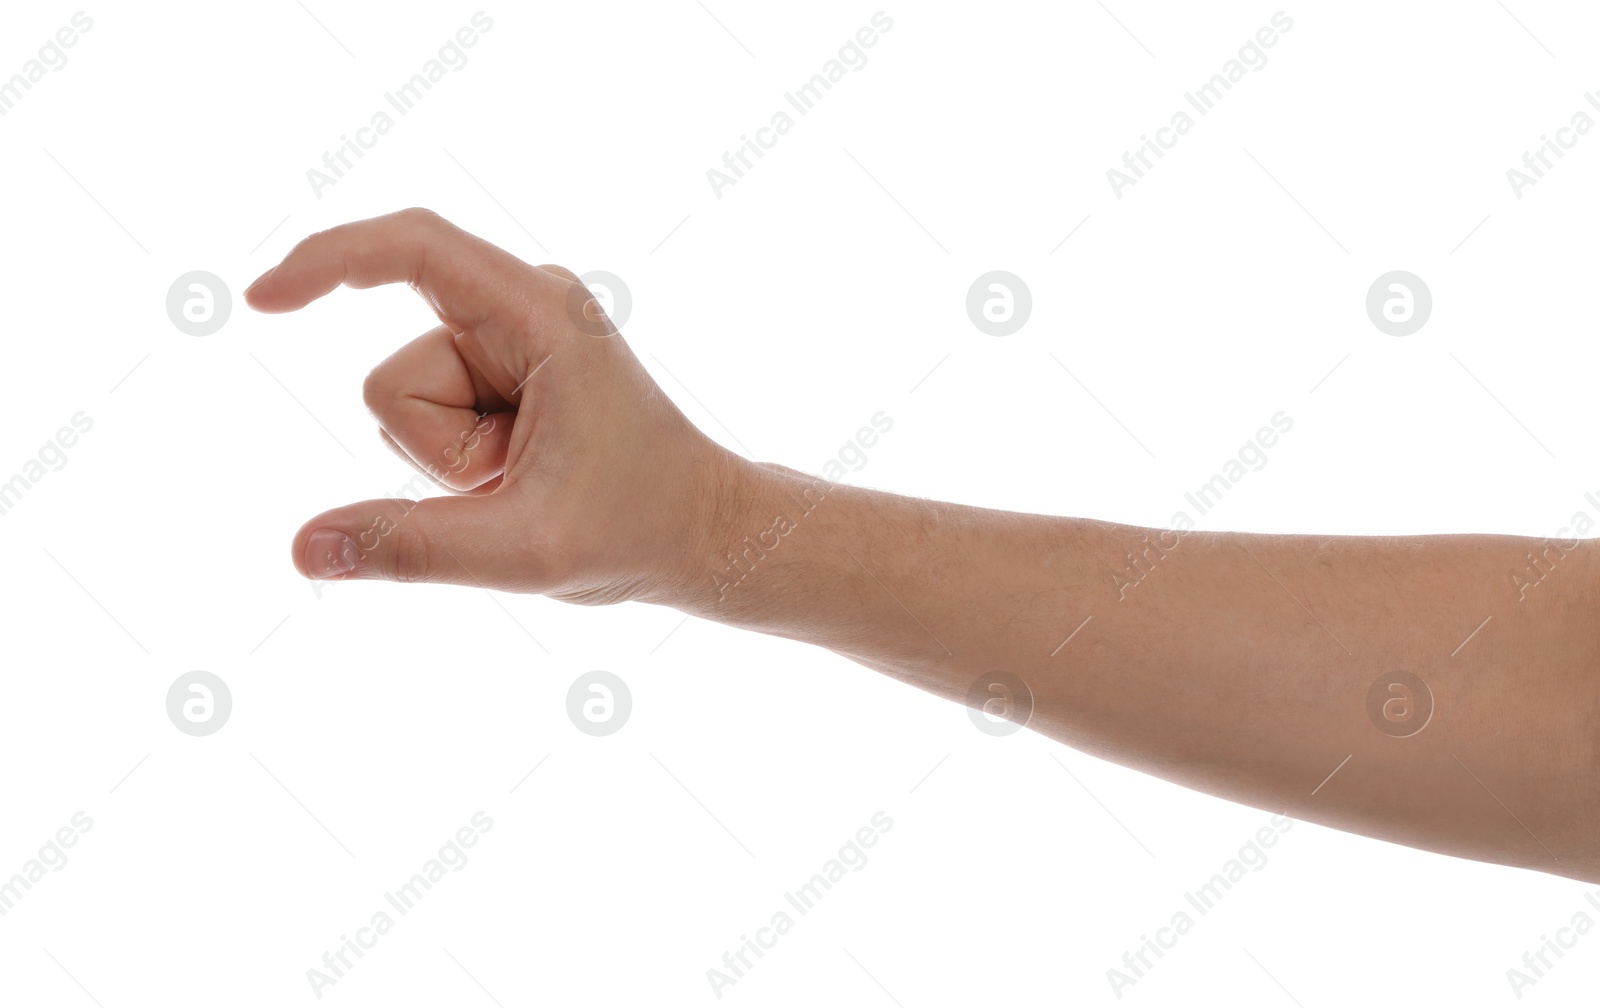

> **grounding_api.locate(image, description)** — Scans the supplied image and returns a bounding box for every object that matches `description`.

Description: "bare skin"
[247,207,1600,884]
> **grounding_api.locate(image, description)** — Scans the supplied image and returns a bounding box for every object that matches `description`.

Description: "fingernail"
[246,265,276,293]
[306,528,358,578]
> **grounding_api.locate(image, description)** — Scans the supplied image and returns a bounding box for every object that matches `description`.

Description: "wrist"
[647,452,840,617]
[638,448,780,612]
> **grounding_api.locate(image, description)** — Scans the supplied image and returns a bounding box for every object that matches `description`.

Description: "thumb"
[293,493,540,590]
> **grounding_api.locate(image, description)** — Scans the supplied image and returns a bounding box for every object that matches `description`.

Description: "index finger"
[244,206,536,336]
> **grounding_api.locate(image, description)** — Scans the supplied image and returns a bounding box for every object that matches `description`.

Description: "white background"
[2,1,1598,1004]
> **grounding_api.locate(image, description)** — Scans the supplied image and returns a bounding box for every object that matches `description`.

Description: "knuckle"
[388,526,432,583]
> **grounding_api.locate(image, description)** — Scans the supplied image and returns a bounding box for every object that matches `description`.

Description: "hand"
[246,207,746,606]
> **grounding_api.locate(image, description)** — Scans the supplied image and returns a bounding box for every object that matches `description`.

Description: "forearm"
[670,459,1600,882]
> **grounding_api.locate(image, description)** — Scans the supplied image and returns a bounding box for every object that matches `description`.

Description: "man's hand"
[250,208,1600,885]
[246,207,747,606]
